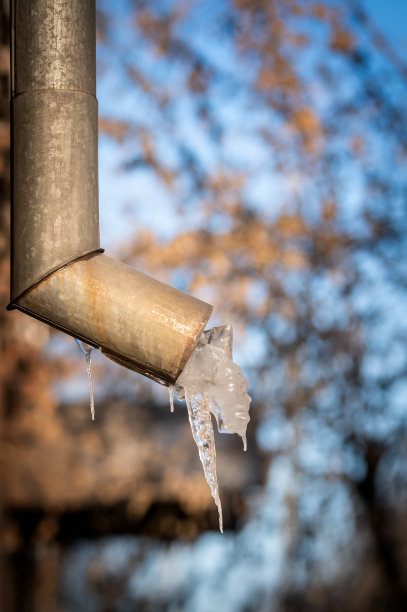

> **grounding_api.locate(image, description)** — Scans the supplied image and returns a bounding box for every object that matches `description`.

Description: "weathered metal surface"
[10,0,99,301]
[13,0,96,96]
[10,0,214,382]
[11,90,99,301]
[17,254,213,384]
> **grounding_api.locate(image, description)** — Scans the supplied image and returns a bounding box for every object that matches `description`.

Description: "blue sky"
[362,0,407,48]
[97,0,407,249]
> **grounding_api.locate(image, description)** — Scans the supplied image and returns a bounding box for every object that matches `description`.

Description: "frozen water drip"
[75,339,95,421]
[185,390,223,533]
[168,384,175,413]
[175,324,251,532]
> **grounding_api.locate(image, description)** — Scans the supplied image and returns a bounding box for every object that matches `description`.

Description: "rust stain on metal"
[17,254,212,384]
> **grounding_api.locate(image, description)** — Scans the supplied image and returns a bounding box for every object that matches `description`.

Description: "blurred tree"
[94,0,407,610]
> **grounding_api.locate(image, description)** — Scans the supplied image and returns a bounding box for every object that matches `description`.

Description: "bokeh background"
[1,1,407,610]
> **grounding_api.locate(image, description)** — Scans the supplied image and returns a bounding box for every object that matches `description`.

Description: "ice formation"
[168,384,175,413]
[75,339,95,421]
[175,324,251,532]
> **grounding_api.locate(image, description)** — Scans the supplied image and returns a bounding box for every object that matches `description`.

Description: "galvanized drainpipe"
[7,0,212,385]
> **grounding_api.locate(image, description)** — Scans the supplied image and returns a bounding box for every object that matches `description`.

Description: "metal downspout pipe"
[8,0,212,385]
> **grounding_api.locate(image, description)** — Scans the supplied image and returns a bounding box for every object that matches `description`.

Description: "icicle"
[242,433,247,452]
[75,339,95,421]
[185,390,223,533]
[177,324,251,532]
[168,384,175,413]
[86,350,95,421]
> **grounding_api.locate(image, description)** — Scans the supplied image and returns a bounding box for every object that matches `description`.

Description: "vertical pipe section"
[8,0,213,384]
[11,0,100,300]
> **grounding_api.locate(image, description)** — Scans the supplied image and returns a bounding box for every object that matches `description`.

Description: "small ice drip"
[75,339,95,421]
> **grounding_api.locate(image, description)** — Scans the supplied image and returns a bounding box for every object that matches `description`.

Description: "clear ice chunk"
[175,324,251,531]
[179,325,251,444]
[75,339,95,421]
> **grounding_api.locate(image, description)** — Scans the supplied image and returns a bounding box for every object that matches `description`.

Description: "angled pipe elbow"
[8,0,212,384]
